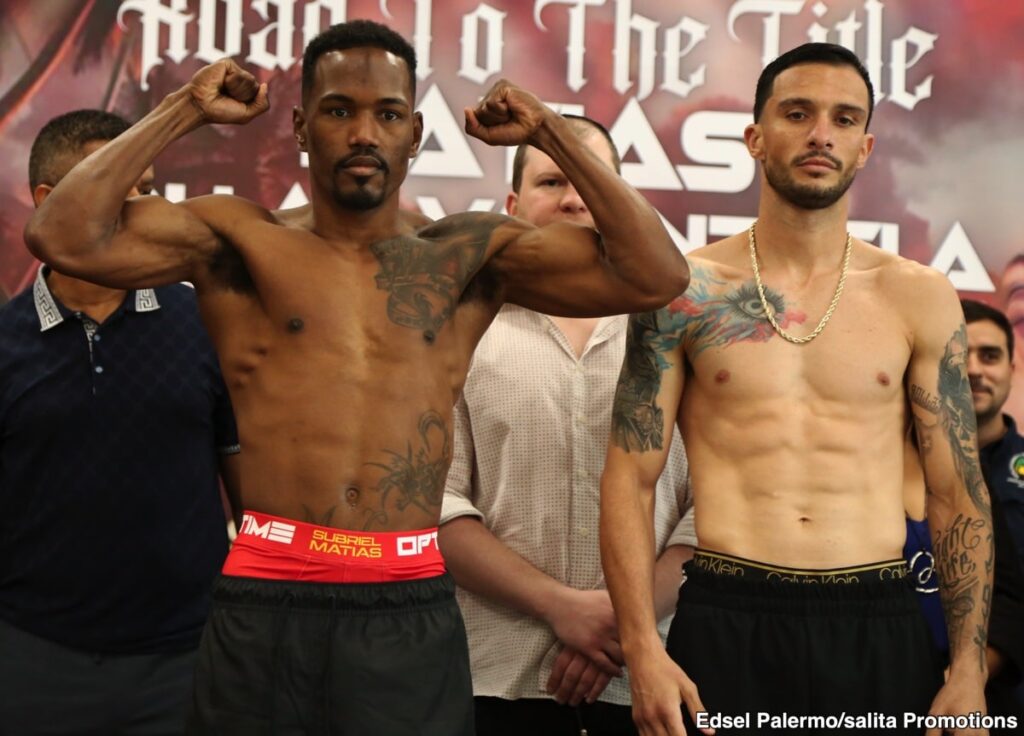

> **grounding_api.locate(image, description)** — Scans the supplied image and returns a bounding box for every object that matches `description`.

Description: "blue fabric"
[0,278,236,653]
[904,517,949,657]
[980,415,1024,572]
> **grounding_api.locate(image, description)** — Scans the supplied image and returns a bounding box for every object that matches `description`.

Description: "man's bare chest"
[682,282,911,404]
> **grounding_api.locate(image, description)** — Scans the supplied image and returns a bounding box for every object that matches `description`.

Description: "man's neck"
[309,189,405,246]
[547,315,602,359]
[754,188,851,279]
[978,412,1009,449]
[45,270,126,323]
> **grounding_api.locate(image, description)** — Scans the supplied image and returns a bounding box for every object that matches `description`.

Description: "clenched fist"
[464,80,553,147]
[186,59,269,125]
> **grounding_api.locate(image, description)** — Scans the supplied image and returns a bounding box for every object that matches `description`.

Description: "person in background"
[0,109,240,735]
[439,114,694,736]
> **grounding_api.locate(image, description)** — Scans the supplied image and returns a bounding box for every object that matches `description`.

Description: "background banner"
[2,0,1022,406]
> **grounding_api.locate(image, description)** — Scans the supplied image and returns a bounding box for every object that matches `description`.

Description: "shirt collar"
[995,414,1020,447]
[33,265,160,332]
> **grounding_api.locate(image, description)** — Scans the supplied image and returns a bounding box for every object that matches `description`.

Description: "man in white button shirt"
[439,115,694,736]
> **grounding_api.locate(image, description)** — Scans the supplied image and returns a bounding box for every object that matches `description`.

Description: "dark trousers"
[188,573,474,736]
[0,617,197,736]
[475,696,638,736]
[668,561,944,735]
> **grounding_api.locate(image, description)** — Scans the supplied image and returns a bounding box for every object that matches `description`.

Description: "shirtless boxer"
[24,19,687,736]
[600,43,992,736]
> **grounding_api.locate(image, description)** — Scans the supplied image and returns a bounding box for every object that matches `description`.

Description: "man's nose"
[559,184,586,212]
[349,112,380,147]
[966,351,983,377]
[807,113,834,150]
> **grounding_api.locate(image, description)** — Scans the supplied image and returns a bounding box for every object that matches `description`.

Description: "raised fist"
[464,80,552,147]
[186,59,269,125]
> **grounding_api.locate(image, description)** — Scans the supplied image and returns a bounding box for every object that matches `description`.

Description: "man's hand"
[464,79,550,147]
[546,646,614,706]
[629,648,711,736]
[186,59,269,125]
[542,589,623,677]
[925,674,988,736]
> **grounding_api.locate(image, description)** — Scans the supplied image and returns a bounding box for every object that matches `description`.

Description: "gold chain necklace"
[748,221,852,345]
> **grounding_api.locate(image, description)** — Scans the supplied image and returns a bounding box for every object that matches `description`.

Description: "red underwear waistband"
[223,511,446,583]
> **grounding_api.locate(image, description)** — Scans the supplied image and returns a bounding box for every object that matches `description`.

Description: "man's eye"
[331,109,349,118]
[382,111,400,121]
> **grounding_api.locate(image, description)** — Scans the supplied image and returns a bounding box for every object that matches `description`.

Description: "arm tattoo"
[931,514,985,652]
[913,323,994,671]
[371,217,495,336]
[936,326,991,515]
[613,312,667,452]
[363,410,451,530]
[612,311,684,452]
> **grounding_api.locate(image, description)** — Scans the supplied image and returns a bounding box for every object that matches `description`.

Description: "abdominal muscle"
[225,346,459,533]
[684,392,908,568]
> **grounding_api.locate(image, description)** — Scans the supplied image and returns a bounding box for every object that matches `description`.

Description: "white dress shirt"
[441,304,695,705]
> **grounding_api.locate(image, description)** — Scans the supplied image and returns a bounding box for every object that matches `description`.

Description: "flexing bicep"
[493,223,672,317]
[26,191,224,289]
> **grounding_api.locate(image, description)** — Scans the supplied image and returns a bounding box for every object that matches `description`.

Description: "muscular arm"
[466,83,688,316]
[906,271,993,715]
[600,306,709,734]
[24,61,267,288]
[601,308,687,658]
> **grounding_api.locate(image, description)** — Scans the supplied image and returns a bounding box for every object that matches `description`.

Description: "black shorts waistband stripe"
[692,549,908,583]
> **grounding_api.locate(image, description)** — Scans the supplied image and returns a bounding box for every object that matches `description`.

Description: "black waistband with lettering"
[691,549,908,584]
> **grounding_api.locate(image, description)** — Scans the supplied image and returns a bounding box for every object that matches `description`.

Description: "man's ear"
[855,132,876,170]
[292,106,308,152]
[410,111,424,157]
[32,184,54,208]
[744,123,764,161]
[505,191,518,217]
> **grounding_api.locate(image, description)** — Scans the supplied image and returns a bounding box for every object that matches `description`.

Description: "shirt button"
[93,334,101,342]
[94,366,104,374]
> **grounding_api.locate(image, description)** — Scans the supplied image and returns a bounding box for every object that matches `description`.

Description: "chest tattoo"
[370,228,490,337]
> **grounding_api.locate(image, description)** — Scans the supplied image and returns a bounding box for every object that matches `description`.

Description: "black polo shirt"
[981,415,1024,572]
[0,267,238,654]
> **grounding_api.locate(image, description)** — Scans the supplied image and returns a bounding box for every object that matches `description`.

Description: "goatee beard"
[764,160,856,210]
[334,186,385,211]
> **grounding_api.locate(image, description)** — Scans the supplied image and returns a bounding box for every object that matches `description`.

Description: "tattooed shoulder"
[676,263,808,355]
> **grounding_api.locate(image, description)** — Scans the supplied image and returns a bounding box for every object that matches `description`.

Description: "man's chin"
[333,188,385,211]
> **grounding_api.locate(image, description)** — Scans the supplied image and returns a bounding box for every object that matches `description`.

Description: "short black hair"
[511,114,620,193]
[28,109,130,191]
[962,298,1015,359]
[754,42,875,128]
[302,19,417,102]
